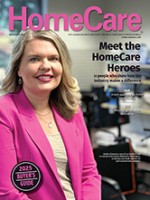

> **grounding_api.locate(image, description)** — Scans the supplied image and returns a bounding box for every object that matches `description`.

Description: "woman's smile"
[35,73,54,82]
[18,39,63,95]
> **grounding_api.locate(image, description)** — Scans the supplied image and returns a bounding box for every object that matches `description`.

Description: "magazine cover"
[0,0,150,199]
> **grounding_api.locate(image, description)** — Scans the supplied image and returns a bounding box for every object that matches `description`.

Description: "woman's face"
[18,39,63,96]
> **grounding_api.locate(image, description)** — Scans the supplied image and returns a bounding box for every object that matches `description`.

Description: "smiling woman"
[17,39,63,97]
[0,28,101,200]
[2,28,80,119]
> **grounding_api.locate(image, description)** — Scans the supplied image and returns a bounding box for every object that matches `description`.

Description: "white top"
[46,132,76,200]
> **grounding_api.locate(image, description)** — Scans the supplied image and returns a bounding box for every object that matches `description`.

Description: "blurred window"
[0,0,42,87]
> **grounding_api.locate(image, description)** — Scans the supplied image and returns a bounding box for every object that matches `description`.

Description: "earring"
[18,77,23,85]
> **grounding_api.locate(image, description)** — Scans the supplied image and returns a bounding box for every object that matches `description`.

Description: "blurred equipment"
[94,137,150,200]
[81,86,129,137]
[143,91,150,105]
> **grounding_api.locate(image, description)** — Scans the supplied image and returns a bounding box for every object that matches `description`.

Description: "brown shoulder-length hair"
[1,28,81,120]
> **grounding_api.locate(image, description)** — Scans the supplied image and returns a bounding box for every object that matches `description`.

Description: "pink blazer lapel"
[13,90,80,198]
[13,90,62,187]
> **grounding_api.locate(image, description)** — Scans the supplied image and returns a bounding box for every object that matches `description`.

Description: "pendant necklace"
[35,110,53,129]
[48,122,53,128]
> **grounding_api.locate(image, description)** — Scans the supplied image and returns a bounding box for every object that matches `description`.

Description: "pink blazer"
[0,89,101,200]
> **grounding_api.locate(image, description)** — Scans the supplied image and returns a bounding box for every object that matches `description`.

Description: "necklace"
[35,110,53,129]
[38,115,53,129]
[35,110,50,116]
[48,122,53,128]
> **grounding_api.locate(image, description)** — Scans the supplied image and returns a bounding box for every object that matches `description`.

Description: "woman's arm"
[0,108,32,200]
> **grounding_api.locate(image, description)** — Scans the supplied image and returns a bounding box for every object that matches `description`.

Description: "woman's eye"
[49,57,59,61]
[30,57,39,62]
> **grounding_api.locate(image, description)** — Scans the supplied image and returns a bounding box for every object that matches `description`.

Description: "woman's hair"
[1,28,81,120]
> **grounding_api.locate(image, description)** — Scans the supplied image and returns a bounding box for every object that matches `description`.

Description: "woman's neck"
[23,88,51,113]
